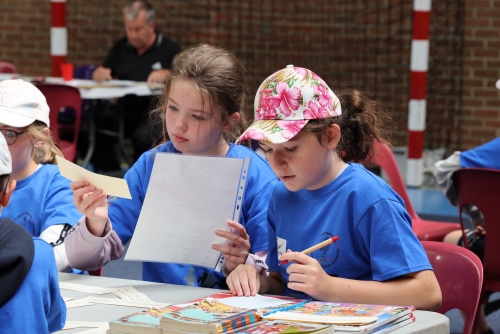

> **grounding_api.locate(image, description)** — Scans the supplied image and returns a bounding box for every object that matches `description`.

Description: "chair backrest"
[0,61,17,73]
[371,141,418,218]
[36,84,82,162]
[452,168,500,280]
[422,240,483,334]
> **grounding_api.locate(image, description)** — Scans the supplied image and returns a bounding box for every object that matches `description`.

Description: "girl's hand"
[70,180,109,237]
[279,250,334,300]
[226,264,260,296]
[212,220,251,273]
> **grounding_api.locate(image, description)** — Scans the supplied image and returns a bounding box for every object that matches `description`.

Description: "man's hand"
[92,66,113,82]
[147,69,171,83]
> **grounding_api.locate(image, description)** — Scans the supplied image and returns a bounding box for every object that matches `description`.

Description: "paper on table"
[66,298,96,308]
[113,286,154,302]
[56,155,132,199]
[125,153,249,269]
[63,321,108,330]
[215,294,293,309]
[59,281,118,294]
[71,296,172,308]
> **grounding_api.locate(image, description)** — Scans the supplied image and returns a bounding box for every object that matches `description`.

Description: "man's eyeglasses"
[0,129,25,145]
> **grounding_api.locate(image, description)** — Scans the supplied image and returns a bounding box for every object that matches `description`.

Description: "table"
[57,273,450,334]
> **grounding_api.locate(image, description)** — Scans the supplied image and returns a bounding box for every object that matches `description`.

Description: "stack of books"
[106,293,414,334]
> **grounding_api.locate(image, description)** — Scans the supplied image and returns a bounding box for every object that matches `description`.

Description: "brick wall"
[459,0,500,150]
[0,0,498,153]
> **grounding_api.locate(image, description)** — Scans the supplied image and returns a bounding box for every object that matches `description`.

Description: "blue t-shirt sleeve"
[460,137,500,169]
[356,199,432,281]
[243,178,276,254]
[109,160,149,245]
[40,173,83,232]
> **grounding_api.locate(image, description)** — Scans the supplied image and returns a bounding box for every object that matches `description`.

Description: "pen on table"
[279,236,340,265]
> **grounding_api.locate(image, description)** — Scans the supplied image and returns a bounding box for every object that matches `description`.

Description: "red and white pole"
[50,0,67,77]
[406,0,431,187]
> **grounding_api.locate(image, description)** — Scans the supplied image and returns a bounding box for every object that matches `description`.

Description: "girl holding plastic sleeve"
[65,44,277,288]
[0,79,83,273]
[226,65,442,311]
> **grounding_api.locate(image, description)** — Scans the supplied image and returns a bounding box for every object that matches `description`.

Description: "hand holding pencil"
[279,236,339,265]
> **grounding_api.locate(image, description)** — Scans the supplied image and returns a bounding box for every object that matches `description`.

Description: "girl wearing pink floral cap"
[227,65,442,311]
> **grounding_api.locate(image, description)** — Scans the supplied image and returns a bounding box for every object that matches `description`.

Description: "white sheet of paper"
[113,286,154,302]
[63,321,108,330]
[66,299,96,308]
[84,296,171,308]
[125,153,249,269]
[63,297,73,302]
[56,155,132,199]
[59,281,118,295]
[216,295,292,309]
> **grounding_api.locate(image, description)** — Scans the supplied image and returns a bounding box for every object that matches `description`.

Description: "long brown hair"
[26,121,64,164]
[150,43,250,147]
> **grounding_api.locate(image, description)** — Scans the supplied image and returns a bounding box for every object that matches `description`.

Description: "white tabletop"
[57,273,449,334]
[0,74,162,99]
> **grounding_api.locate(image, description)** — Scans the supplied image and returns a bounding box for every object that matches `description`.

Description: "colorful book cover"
[160,298,262,333]
[108,306,171,334]
[264,301,414,327]
[162,320,335,334]
[368,315,415,334]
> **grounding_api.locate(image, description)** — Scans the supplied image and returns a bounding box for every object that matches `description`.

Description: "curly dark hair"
[302,88,393,165]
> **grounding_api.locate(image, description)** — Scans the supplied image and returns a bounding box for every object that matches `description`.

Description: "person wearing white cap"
[0,133,66,333]
[0,79,82,273]
[226,65,441,311]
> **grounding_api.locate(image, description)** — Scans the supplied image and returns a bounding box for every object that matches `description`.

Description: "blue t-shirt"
[1,164,81,236]
[267,163,432,299]
[0,238,66,333]
[460,137,500,169]
[109,142,277,288]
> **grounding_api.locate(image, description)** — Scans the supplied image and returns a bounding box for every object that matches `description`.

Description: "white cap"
[0,130,12,175]
[0,79,50,128]
[496,79,500,90]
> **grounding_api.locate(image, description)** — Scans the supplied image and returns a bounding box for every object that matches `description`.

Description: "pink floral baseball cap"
[236,65,341,144]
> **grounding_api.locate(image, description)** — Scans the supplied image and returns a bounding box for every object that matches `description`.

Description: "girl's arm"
[65,216,125,271]
[65,180,124,271]
[279,251,442,311]
[70,180,109,236]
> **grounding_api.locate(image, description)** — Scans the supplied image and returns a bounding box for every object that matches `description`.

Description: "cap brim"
[0,108,36,128]
[236,119,309,145]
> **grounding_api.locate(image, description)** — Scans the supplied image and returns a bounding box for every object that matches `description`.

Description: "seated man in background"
[90,0,181,172]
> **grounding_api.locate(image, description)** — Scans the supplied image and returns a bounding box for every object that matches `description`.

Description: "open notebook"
[125,153,249,270]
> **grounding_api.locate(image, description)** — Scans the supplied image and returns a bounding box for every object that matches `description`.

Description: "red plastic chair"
[0,61,17,73]
[452,168,500,329]
[36,84,82,162]
[422,241,483,334]
[372,141,461,241]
